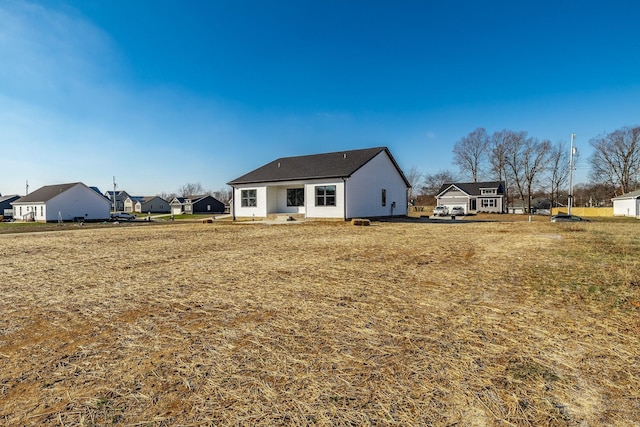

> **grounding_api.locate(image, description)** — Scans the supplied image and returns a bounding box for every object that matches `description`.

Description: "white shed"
[12,182,111,222]
[612,189,640,218]
[227,147,410,220]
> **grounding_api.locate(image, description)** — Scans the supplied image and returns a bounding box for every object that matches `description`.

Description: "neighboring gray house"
[436,181,506,214]
[124,196,171,214]
[170,195,225,215]
[12,182,111,222]
[227,147,410,220]
[612,189,640,217]
[105,190,131,212]
[1,195,21,219]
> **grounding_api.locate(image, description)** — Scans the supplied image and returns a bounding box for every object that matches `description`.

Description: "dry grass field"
[1,218,639,426]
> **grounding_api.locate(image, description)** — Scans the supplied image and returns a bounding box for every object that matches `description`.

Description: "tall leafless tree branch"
[453,127,489,182]
[589,126,640,195]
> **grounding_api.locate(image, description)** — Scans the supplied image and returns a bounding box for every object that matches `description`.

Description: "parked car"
[111,212,136,221]
[549,214,589,222]
[450,206,465,216]
[433,206,449,216]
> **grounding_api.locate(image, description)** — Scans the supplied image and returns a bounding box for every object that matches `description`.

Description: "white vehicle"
[450,206,465,216]
[433,206,449,216]
[111,212,136,221]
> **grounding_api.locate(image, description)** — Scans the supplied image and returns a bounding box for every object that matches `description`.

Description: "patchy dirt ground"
[1,220,639,426]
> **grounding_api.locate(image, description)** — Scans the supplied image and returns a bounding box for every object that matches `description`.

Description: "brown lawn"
[0,219,639,426]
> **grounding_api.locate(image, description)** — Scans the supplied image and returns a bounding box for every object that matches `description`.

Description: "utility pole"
[568,133,576,215]
[112,176,117,212]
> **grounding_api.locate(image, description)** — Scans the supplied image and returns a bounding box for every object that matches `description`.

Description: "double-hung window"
[241,189,257,207]
[481,198,496,208]
[315,185,336,206]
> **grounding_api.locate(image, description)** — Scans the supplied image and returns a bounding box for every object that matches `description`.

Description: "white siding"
[232,185,268,218]
[124,198,135,212]
[613,198,639,217]
[345,151,408,218]
[305,180,345,219]
[230,150,408,220]
[13,183,110,221]
[46,184,110,221]
[266,186,278,214]
[13,203,45,221]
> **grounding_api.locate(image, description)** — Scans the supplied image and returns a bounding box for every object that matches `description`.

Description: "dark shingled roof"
[13,183,80,203]
[228,147,409,186]
[0,195,21,204]
[437,181,505,197]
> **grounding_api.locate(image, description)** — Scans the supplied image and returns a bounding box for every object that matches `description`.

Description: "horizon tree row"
[407,125,640,212]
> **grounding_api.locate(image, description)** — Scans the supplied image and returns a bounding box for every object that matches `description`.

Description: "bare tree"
[158,192,177,202]
[177,182,204,197]
[405,166,423,201]
[213,188,232,204]
[489,130,510,185]
[573,182,617,207]
[547,141,570,209]
[501,130,528,209]
[522,138,552,212]
[502,131,551,213]
[422,170,459,196]
[589,126,640,195]
[453,127,489,182]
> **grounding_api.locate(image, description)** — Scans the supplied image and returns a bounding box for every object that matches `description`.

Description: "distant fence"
[551,207,613,217]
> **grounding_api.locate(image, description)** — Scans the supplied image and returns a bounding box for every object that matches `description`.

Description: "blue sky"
[1,0,639,196]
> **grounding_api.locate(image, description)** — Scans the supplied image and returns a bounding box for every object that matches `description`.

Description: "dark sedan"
[549,214,590,222]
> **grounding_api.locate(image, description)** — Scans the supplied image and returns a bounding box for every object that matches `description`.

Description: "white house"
[12,182,111,222]
[612,189,640,217]
[227,147,410,220]
[435,181,506,214]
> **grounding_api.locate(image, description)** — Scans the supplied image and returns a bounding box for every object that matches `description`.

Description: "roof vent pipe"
[343,153,347,159]
[277,162,281,168]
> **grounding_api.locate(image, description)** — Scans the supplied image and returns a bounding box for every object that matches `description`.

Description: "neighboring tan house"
[124,196,170,214]
[436,181,506,214]
[227,146,410,220]
[105,190,131,212]
[612,189,640,217]
[170,195,225,215]
[1,195,21,219]
[12,182,111,222]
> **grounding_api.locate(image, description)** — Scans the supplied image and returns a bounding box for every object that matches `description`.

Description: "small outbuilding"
[227,146,410,220]
[12,182,111,222]
[612,189,640,217]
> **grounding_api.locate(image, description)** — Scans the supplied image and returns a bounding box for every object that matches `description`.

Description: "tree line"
[158,183,232,205]
[408,125,640,212]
